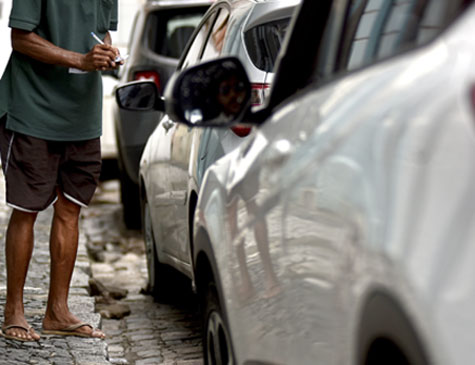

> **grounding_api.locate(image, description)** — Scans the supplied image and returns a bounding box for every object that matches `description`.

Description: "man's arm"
[11,29,120,71]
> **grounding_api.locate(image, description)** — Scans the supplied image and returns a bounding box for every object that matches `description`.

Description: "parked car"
[113,0,212,228]
[135,0,299,298]
[0,0,12,76]
[120,0,475,363]
[100,0,143,162]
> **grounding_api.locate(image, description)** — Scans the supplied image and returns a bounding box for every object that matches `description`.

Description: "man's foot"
[43,314,105,339]
[42,322,105,339]
[1,324,40,342]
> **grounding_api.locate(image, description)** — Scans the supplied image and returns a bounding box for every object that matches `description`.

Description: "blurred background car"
[113,0,212,228]
[0,0,12,76]
[159,0,475,363]
[101,0,142,163]
[135,0,300,300]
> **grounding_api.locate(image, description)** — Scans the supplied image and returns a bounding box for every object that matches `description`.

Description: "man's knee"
[53,191,81,220]
[10,209,38,224]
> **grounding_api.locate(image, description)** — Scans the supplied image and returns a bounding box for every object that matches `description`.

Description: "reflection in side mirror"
[165,57,252,127]
[116,81,160,112]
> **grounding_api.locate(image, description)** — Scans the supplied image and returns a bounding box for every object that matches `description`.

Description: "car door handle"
[162,120,174,132]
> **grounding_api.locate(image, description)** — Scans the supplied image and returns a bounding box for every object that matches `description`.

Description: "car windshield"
[244,17,290,72]
[144,7,208,59]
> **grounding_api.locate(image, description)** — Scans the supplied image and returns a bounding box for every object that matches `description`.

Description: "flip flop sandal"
[0,324,39,342]
[43,322,105,339]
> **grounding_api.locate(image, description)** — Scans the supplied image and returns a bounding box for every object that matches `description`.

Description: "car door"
[221,0,467,362]
[149,9,219,261]
[165,5,231,260]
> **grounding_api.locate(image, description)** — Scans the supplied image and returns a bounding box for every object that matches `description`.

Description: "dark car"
[113,0,212,228]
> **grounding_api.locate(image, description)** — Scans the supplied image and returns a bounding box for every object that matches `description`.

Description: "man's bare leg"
[42,190,104,338]
[3,209,41,341]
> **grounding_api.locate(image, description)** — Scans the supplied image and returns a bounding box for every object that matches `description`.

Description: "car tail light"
[251,83,270,106]
[134,71,160,91]
[231,124,252,137]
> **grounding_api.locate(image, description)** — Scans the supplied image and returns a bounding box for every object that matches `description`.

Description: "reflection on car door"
[223,0,468,362]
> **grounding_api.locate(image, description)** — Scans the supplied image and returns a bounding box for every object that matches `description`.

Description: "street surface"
[82,177,204,365]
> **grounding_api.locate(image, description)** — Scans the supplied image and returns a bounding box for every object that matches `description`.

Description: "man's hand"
[81,44,120,72]
[11,28,124,72]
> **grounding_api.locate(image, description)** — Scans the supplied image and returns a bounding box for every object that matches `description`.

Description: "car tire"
[118,160,141,230]
[143,200,180,301]
[202,282,234,365]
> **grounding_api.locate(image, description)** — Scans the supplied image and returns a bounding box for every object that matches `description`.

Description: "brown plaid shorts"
[0,115,101,212]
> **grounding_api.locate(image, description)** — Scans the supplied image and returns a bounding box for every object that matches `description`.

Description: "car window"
[143,6,208,60]
[181,11,219,69]
[338,0,473,72]
[344,0,417,70]
[201,8,231,60]
[244,18,291,72]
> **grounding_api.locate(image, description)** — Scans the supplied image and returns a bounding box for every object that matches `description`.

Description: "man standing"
[0,0,121,341]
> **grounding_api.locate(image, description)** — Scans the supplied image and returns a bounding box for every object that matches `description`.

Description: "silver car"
[113,0,212,228]
[136,0,300,299]
[159,0,475,363]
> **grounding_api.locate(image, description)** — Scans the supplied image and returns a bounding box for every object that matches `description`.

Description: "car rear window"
[144,6,208,59]
[244,17,291,72]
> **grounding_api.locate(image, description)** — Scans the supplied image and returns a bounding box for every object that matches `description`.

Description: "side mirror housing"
[165,57,252,128]
[115,80,164,112]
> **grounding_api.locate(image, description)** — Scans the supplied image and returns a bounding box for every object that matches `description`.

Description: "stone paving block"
[161,331,197,341]
[129,333,156,342]
[109,358,129,365]
[135,357,164,365]
[136,348,162,358]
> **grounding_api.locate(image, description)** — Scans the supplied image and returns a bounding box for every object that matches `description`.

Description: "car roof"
[244,0,300,30]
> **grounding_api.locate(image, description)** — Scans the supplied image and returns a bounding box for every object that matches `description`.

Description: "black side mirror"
[115,80,164,112]
[165,57,252,127]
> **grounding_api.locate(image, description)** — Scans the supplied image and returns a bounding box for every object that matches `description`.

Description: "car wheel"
[118,157,141,230]
[143,200,160,297]
[203,282,234,365]
[143,200,181,301]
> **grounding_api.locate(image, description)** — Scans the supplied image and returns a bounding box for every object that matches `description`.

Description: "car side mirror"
[115,80,164,112]
[165,57,252,127]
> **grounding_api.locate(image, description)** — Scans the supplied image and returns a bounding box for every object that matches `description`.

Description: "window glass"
[201,8,231,60]
[377,0,415,59]
[347,13,377,69]
[144,7,208,60]
[181,12,218,69]
[366,0,384,11]
[345,0,418,70]
[416,1,449,44]
[340,0,475,73]
[244,18,291,72]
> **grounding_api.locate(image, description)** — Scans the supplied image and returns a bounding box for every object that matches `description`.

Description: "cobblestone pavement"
[82,179,204,365]
[0,173,110,364]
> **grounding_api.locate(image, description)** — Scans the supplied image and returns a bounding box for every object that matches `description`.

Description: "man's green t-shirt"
[0,0,118,141]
